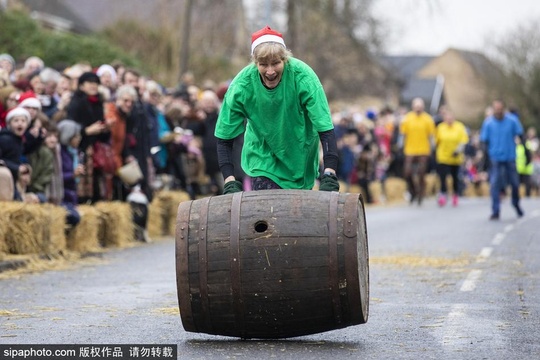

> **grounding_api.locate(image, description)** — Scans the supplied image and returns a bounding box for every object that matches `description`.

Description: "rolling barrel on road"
[175,189,369,339]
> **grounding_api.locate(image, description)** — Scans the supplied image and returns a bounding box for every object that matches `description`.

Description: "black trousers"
[437,163,460,194]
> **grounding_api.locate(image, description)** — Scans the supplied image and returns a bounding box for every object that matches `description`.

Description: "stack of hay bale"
[148,190,191,238]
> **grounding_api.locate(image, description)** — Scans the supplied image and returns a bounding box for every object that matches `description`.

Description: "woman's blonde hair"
[251,43,292,64]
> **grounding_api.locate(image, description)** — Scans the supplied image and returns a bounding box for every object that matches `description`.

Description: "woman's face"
[30,75,45,94]
[69,134,82,148]
[22,105,39,121]
[80,81,99,96]
[100,72,113,88]
[257,57,284,89]
[57,76,71,95]
[117,94,135,114]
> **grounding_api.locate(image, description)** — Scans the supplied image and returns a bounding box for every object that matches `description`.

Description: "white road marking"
[441,304,466,346]
[460,269,482,292]
[476,247,493,262]
[492,233,505,246]
[504,224,514,233]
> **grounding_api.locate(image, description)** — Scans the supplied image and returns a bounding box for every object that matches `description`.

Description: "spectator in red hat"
[0,107,31,200]
[214,26,339,193]
[19,93,48,157]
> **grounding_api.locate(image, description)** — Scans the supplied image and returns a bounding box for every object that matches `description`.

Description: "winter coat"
[0,128,23,182]
[27,144,54,193]
[126,100,153,201]
[66,90,109,151]
[202,109,220,175]
[105,102,128,170]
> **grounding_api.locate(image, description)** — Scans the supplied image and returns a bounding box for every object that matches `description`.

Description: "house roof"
[20,0,184,33]
[21,0,92,33]
[401,78,438,104]
[447,48,504,81]
[379,55,436,82]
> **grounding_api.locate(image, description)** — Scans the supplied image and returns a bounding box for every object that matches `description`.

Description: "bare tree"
[179,0,194,78]
[489,20,540,128]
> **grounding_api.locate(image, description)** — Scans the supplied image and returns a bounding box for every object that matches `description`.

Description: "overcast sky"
[373,0,540,55]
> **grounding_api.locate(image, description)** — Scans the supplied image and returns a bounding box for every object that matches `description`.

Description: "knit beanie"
[251,26,286,55]
[57,119,82,146]
[0,53,15,71]
[96,64,117,83]
[5,107,31,125]
[78,71,101,86]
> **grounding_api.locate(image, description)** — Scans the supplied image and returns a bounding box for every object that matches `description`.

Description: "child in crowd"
[16,164,40,203]
[27,123,55,202]
[43,123,64,205]
[0,107,31,200]
[57,119,84,227]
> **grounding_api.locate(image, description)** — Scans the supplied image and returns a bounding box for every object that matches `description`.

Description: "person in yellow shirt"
[399,97,436,205]
[516,137,533,197]
[435,108,469,206]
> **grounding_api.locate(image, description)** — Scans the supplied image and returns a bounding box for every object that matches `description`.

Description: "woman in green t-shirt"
[215,26,339,194]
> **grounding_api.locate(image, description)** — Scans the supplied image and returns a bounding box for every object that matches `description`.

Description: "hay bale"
[369,181,383,204]
[153,190,190,236]
[94,201,134,247]
[67,205,102,253]
[425,173,439,196]
[41,204,67,255]
[165,191,191,236]
[148,197,165,238]
[478,181,490,197]
[463,183,477,197]
[384,177,407,203]
[3,203,47,255]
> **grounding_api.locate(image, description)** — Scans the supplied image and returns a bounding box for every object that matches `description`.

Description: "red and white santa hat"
[18,91,42,110]
[251,26,286,55]
[6,107,31,124]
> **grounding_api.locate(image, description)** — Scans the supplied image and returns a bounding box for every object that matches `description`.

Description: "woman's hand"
[86,121,108,135]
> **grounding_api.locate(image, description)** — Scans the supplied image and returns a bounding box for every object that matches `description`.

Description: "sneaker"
[452,194,458,207]
[437,194,447,207]
[515,206,524,218]
[489,213,499,220]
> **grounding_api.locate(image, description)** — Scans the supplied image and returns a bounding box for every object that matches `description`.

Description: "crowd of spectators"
[0,54,230,240]
[1,54,539,239]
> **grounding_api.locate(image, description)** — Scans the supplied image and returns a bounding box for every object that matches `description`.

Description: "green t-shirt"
[214,57,333,189]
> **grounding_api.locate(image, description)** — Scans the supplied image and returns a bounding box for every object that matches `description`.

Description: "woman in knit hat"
[215,26,339,193]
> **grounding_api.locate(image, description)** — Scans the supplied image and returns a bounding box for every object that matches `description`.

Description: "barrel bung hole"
[254,220,268,233]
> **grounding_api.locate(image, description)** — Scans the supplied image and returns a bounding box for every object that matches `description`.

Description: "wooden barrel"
[175,189,369,339]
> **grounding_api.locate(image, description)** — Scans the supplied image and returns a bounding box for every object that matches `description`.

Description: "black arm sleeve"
[319,129,339,171]
[217,138,236,179]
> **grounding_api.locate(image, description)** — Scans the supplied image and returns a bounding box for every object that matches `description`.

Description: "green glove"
[319,173,340,192]
[223,180,243,194]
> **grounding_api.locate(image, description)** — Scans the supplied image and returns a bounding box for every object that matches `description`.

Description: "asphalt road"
[1,196,539,360]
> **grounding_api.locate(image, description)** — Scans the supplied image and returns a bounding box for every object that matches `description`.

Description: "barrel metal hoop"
[230,192,245,335]
[343,193,363,324]
[198,196,212,332]
[328,191,342,325]
[176,200,195,331]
